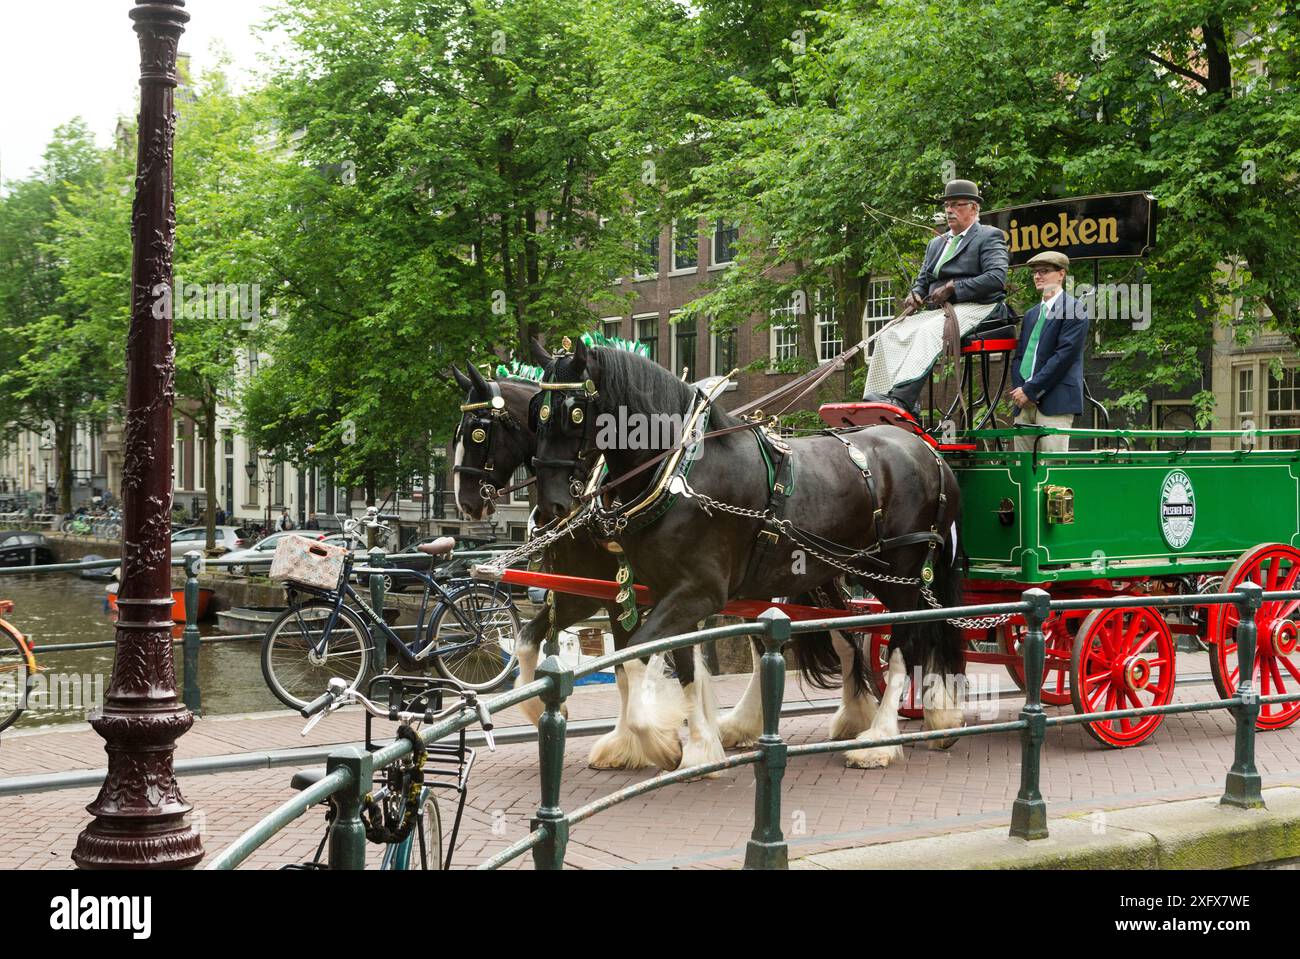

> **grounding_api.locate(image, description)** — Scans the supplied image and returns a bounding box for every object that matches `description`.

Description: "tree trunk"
[56,418,73,514]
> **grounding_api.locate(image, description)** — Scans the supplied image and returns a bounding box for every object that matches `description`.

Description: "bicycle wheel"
[0,619,33,734]
[427,582,521,691]
[384,788,443,870]
[261,600,373,711]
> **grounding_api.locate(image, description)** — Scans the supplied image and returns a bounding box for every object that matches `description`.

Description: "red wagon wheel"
[864,628,922,719]
[1207,543,1300,731]
[998,610,1087,706]
[1070,606,1175,748]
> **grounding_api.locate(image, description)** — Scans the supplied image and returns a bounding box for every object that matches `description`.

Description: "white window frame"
[768,296,800,370]
[1266,364,1300,450]
[601,316,622,341]
[174,420,186,490]
[633,216,660,281]
[709,218,738,271]
[195,428,205,492]
[862,278,894,358]
[815,290,842,364]
[709,325,738,387]
[633,312,660,364]
[670,218,699,275]
[669,310,700,380]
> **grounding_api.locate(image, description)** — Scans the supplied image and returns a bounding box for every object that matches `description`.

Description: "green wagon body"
[949,430,1300,585]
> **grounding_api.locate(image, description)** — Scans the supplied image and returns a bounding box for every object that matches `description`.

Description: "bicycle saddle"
[290,766,328,792]
[416,537,456,557]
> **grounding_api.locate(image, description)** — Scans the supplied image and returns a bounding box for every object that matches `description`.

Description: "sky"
[0,0,287,183]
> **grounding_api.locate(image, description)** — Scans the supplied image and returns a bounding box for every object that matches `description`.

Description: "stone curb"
[792,787,1300,870]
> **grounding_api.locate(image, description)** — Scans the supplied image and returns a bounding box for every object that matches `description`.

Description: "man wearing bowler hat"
[864,179,1008,414]
[1009,250,1089,453]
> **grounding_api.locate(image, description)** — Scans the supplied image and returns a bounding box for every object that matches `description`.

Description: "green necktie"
[1020,301,1050,381]
[935,232,962,273]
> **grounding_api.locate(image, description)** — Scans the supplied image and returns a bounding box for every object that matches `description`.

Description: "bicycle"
[287,674,494,870]
[0,601,37,734]
[260,510,521,710]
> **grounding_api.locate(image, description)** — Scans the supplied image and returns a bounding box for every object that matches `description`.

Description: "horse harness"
[456,379,525,501]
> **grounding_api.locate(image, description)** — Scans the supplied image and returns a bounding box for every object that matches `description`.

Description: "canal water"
[5,573,282,731]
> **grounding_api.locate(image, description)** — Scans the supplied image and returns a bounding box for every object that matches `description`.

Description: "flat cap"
[1025,250,1070,270]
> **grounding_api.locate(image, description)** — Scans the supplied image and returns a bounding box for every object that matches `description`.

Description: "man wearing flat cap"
[863,179,1009,414]
[1009,250,1089,452]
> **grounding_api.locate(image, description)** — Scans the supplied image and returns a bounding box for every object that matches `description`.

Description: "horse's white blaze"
[718,642,763,748]
[451,434,465,517]
[679,647,727,776]
[828,630,877,740]
[515,645,543,727]
[844,648,906,769]
[922,654,964,749]
[588,655,685,771]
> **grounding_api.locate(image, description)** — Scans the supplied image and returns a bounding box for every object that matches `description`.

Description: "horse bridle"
[532,373,601,500]
[455,380,520,502]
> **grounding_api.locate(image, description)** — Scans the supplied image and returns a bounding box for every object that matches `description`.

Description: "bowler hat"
[938,179,982,204]
[1025,250,1070,270]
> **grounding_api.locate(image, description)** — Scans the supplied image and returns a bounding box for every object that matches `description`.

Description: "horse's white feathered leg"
[718,641,763,748]
[845,647,906,769]
[679,646,727,776]
[588,655,685,770]
[922,652,964,749]
[515,644,544,727]
[828,630,878,740]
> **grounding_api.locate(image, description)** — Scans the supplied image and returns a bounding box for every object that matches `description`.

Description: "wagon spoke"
[1282,655,1300,685]
[1270,656,1286,695]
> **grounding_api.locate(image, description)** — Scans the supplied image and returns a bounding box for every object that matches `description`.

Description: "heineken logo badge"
[1159,470,1196,549]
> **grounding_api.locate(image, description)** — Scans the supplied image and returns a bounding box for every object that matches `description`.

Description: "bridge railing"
[206,580,1294,870]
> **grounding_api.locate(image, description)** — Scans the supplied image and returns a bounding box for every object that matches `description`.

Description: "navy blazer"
[1011,292,1090,416]
[911,221,1009,303]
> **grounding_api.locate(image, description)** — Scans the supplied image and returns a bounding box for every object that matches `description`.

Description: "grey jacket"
[911,221,1009,303]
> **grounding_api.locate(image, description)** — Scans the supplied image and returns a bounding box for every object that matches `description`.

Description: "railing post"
[531,656,574,869]
[1222,581,1265,809]
[368,547,387,674]
[745,610,791,870]
[326,745,373,870]
[1010,588,1050,840]
[182,550,203,715]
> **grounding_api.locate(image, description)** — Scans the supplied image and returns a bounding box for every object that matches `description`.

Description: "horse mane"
[594,348,739,431]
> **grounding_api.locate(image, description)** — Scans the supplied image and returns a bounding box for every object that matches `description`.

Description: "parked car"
[0,530,56,567]
[355,534,521,594]
[169,525,255,557]
[220,530,326,576]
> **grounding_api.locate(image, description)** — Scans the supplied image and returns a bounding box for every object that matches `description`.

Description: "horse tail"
[787,586,871,694]
[926,516,966,677]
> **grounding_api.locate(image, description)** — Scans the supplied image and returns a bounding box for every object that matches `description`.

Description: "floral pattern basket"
[269,534,349,591]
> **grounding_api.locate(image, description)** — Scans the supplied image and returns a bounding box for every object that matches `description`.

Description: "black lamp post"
[73,0,202,869]
[259,450,273,531]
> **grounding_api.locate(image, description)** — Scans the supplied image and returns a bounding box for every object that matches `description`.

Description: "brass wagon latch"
[1044,485,1075,525]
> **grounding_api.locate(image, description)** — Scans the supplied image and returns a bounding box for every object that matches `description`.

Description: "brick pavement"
[4,654,1300,869]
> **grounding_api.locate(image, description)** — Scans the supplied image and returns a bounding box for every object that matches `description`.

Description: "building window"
[274,461,285,506]
[672,218,698,272]
[672,314,698,379]
[1267,367,1300,450]
[863,279,894,357]
[174,420,185,490]
[1237,367,1255,420]
[712,218,738,267]
[770,296,800,365]
[601,317,622,341]
[634,219,660,279]
[635,314,659,363]
[248,458,259,507]
[247,347,259,378]
[712,327,737,376]
[195,429,205,491]
[511,466,530,504]
[815,291,842,363]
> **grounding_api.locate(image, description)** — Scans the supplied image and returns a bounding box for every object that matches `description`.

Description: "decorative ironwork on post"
[72,0,202,869]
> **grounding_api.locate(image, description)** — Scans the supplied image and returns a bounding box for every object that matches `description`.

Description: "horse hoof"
[828,706,872,741]
[844,744,902,769]
[679,734,726,779]
[717,718,757,749]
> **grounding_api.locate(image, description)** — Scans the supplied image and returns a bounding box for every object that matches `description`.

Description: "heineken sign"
[984,192,1157,266]
[1159,470,1196,550]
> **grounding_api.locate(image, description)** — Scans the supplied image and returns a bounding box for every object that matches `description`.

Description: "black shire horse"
[531,339,966,771]
[453,362,879,769]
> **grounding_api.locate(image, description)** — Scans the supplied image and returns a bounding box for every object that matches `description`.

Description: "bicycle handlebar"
[299,678,496,751]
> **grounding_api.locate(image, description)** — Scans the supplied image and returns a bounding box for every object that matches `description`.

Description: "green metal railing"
[206,579,1296,871]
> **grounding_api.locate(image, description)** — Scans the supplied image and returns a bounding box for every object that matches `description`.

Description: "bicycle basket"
[269,534,349,590]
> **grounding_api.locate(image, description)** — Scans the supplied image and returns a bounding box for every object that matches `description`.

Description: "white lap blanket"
[863,301,1001,397]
